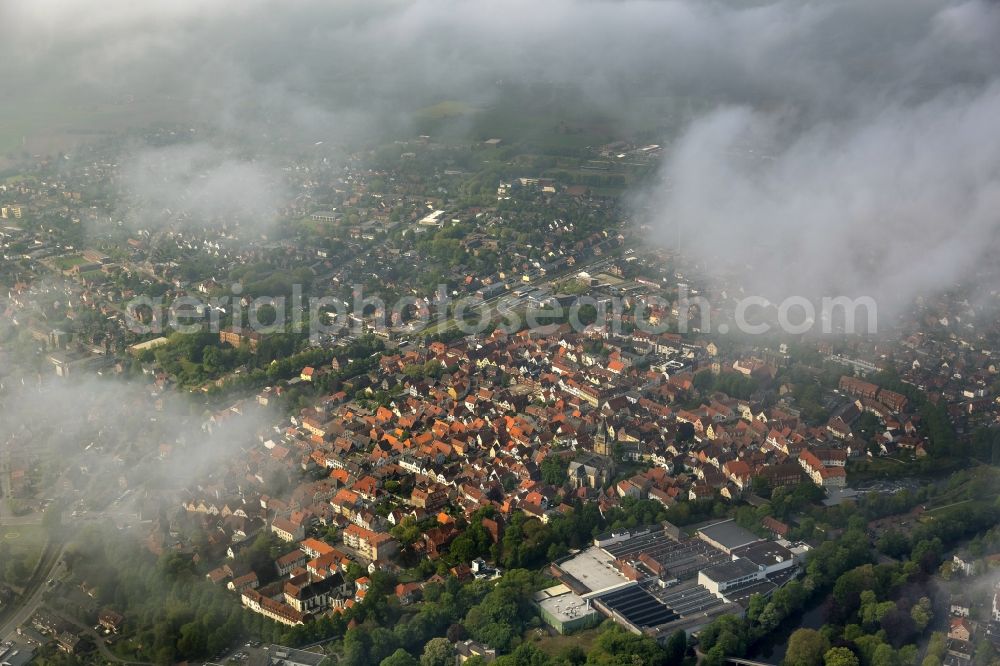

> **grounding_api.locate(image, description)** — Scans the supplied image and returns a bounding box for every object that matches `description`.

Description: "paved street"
[0,542,65,642]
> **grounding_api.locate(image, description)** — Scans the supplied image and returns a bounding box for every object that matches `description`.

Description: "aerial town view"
[2,1,1000,666]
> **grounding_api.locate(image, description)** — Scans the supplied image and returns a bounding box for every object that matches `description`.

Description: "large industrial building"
[695,519,761,555]
[544,521,807,641]
[534,584,601,634]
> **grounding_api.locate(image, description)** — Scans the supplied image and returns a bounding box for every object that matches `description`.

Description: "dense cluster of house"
[166,315,947,626]
[6,128,1000,644]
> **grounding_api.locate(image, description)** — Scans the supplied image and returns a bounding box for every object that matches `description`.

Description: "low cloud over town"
[2,2,1000,666]
[3,0,1000,311]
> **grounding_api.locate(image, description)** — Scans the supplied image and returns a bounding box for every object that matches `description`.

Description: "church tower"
[594,417,612,457]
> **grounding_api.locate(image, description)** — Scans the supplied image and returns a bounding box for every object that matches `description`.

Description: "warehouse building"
[696,520,761,554]
[534,584,601,634]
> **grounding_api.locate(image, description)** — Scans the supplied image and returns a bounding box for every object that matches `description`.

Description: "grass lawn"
[0,523,49,569]
[50,254,87,270]
[78,269,106,282]
[846,455,964,482]
[522,625,603,656]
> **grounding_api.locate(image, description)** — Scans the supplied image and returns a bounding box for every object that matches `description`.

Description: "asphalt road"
[0,514,44,527]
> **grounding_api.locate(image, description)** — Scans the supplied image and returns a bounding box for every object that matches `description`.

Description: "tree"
[693,370,715,393]
[462,570,538,652]
[703,645,726,666]
[911,538,943,573]
[664,629,688,665]
[421,637,454,666]
[854,636,886,666]
[752,476,773,499]
[925,632,947,665]
[785,629,830,666]
[444,623,467,644]
[382,648,419,666]
[911,597,933,632]
[880,608,917,649]
[343,629,374,666]
[554,644,586,666]
[177,622,207,657]
[345,562,367,581]
[590,624,669,666]
[541,456,567,486]
[369,627,402,664]
[824,648,860,666]
[876,530,910,559]
[974,641,996,666]
[871,644,897,666]
[392,517,423,545]
[699,615,747,656]
[504,643,550,666]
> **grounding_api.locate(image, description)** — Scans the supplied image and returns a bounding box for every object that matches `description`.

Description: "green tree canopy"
[785,629,830,666]
[824,647,860,666]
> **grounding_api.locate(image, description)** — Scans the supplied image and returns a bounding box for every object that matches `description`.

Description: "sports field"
[0,523,48,571]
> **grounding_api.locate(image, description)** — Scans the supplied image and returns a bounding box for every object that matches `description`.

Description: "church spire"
[594,416,611,456]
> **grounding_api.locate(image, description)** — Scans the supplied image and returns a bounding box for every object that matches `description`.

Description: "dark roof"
[700,558,761,584]
[697,520,760,552]
[731,541,794,568]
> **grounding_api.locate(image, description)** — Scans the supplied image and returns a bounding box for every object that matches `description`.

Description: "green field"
[522,625,603,656]
[50,254,87,271]
[0,523,49,574]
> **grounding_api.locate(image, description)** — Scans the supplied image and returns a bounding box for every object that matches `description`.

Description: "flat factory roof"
[732,541,794,568]
[697,519,761,552]
[537,590,597,624]
[557,546,629,594]
[700,558,761,584]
